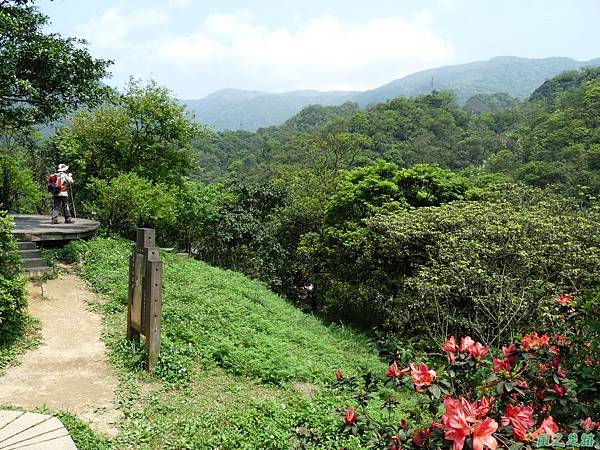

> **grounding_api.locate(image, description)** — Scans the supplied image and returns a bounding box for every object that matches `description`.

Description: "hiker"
[49,164,75,224]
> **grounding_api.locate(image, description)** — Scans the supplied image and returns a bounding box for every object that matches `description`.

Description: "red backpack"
[47,173,62,195]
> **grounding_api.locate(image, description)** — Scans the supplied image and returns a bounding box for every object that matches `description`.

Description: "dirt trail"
[0,273,122,437]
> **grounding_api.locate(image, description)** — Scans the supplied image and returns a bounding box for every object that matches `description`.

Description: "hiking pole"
[70,181,77,218]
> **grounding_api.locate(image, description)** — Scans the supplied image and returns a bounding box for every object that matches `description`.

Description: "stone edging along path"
[0,273,121,437]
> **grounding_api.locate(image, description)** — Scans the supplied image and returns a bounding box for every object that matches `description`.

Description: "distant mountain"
[184,56,600,131]
[186,88,357,132]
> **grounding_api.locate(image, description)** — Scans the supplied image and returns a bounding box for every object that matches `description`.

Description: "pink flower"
[443,336,459,353]
[385,361,409,378]
[469,342,489,360]
[460,336,476,353]
[581,417,600,432]
[335,369,344,381]
[344,407,357,426]
[532,416,559,439]
[472,417,498,450]
[410,363,436,392]
[493,358,513,373]
[501,404,536,441]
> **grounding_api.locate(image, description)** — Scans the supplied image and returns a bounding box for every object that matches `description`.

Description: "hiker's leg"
[52,196,61,220]
[62,197,71,219]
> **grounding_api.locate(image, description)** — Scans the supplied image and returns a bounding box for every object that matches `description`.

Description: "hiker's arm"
[66,173,74,184]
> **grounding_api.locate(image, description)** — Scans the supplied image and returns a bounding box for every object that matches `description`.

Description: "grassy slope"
[67,237,418,449]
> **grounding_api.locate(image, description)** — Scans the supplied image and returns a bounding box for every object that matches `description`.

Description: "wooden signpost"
[127,228,163,371]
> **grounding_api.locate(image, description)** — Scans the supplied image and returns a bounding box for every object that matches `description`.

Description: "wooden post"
[126,228,162,372]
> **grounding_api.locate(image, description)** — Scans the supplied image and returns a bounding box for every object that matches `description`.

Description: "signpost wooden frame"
[127,228,162,371]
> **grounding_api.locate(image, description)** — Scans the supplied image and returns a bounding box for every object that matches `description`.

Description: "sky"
[38,0,600,99]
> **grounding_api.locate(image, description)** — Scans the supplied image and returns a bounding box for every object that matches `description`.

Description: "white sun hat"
[57,164,69,172]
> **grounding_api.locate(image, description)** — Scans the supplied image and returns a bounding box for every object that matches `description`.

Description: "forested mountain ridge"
[185,56,600,131]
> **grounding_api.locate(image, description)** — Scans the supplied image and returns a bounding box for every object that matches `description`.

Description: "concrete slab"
[10,215,100,242]
[0,411,76,450]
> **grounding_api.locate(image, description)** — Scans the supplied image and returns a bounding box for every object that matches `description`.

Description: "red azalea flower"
[443,336,459,353]
[502,344,519,365]
[501,404,536,441]
[432,422,443,430]
[469,342,489,360]
[472,417,498,450]
[410,363,437,392]
[442,397,473,450]
[555,293,574,306]
[522,332,550,350]
[548,345,560,355]
[344,407,358,426]
[539,363,549,373]
[493,357,513,373]
[553,384,568,397]
[532,416,558,439]
[414,428,431,446]
[386,361,409,378]
[557,367,567,378]
[552,355,561,370]
[442,397,498,450]
[335,369,344,381]
[502,344,518,357]
[474,396,494,417]
[514,379,529,390]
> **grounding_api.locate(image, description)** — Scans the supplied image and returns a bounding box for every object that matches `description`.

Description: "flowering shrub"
[327,293,600,450]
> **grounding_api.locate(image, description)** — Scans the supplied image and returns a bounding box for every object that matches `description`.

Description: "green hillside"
[62,237,408,449]
[185,56,600,131]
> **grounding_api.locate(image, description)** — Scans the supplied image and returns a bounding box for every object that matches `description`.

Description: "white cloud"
[75,7,456,94]
[148,10,456,91]
[168,0,192,7]
[77,6,169,49]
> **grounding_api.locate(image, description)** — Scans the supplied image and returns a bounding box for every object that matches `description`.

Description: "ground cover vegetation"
[1,1,599,448]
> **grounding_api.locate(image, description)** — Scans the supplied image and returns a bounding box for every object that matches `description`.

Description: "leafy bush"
[0,212,26,345]
[305,188,600,345]
[83,172,175,239]
[168,180,227,253]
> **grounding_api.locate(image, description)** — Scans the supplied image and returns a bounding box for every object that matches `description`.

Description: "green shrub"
[305,189,600,346]
[83,172,175,240]
[0,212,26,345]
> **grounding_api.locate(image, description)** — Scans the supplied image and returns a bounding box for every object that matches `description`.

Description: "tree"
[0,129,43,212]
[54,80,203,190]
[0,1,111,128]
[83,172,175,239]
